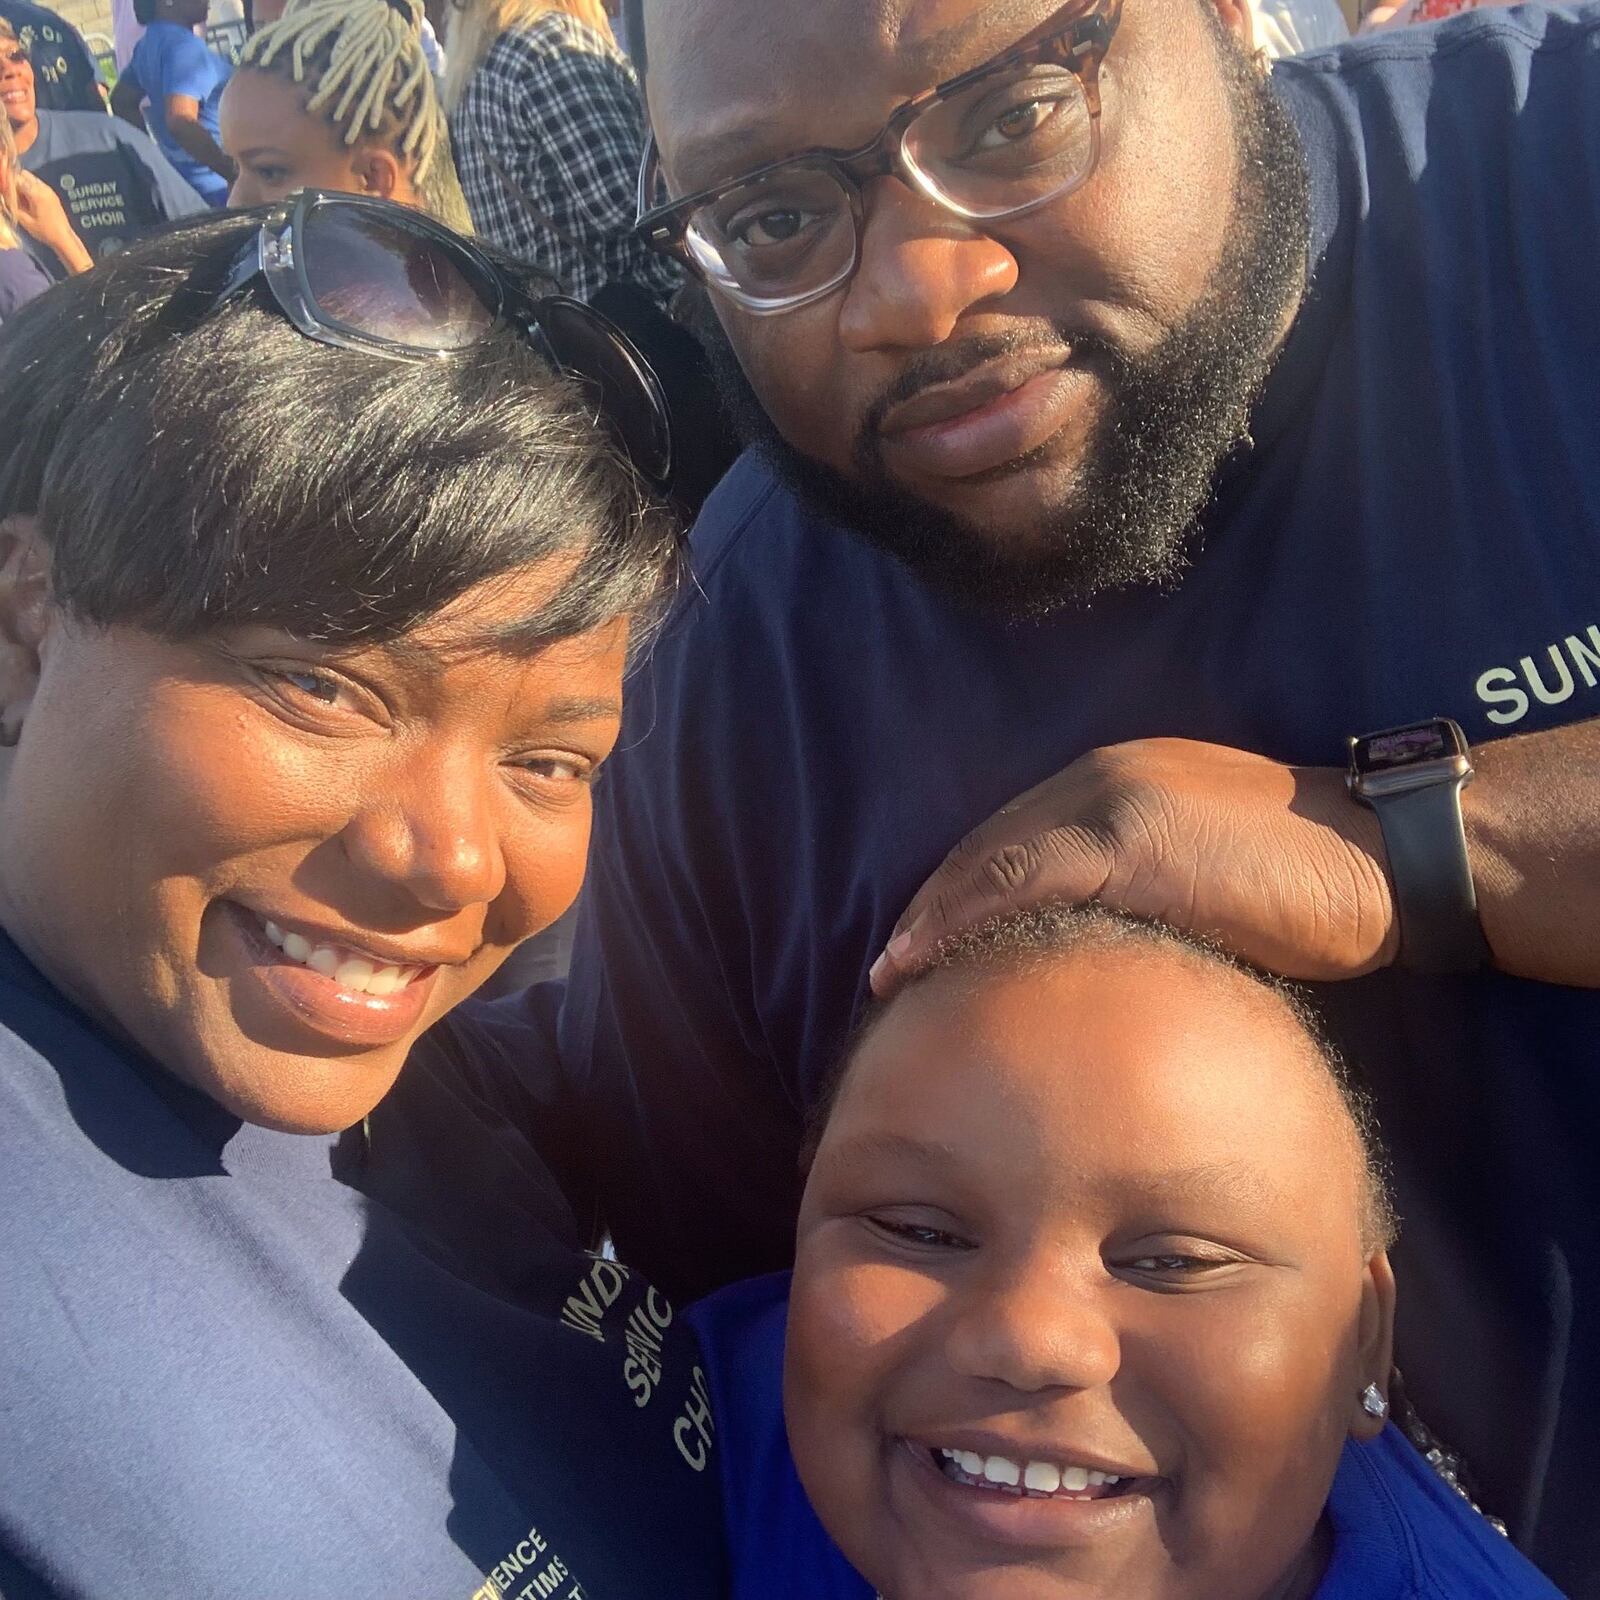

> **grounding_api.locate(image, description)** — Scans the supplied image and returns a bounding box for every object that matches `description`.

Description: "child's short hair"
[813,904,1399,1251]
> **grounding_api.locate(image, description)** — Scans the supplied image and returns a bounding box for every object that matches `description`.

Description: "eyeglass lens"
[299,204,499,352]
[537,299,672,487]
[682,57,1095,304]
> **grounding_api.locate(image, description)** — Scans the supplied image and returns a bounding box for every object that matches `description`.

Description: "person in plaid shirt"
[444,0,681,306]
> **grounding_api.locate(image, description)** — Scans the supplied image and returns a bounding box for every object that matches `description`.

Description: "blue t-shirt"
[127,18,231,205]
[0,244,52,322]
[0,931,726,1600]
[19,108,205,270]
[689,1274,1568,1600]
[524,6,1600,1590]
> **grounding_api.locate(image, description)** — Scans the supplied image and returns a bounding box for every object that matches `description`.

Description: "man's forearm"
[1466,718,1600,986]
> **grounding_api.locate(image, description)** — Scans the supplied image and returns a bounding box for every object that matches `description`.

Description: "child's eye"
[1124,1254,1216,1273]
[864,1215,976,1252]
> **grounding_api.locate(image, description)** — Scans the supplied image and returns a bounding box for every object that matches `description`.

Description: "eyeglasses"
[216,190,674,490]
[0,46,30,67]
[634,0,1121,316]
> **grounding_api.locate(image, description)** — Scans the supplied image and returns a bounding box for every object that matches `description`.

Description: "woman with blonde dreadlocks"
[220,0,471,230]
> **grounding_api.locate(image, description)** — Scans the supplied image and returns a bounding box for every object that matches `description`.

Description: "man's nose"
[942,1257,1120,1395]
[339,747,508,916]
[836,177,1019,354]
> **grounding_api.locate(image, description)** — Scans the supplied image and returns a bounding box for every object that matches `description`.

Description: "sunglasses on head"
[214,191,674,491]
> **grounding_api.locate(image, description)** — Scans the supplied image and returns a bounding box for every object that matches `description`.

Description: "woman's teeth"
[937,1448,1126,1499]
[260,920,420,995]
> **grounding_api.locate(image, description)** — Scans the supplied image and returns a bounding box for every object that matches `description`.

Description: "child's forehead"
[835,945,1350,1186]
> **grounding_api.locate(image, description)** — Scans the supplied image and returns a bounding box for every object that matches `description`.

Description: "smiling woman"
[0,207,725,1598]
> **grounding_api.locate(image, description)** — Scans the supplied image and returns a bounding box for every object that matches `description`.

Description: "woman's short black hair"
[0,210,676,651]
[809,904,1400,1252]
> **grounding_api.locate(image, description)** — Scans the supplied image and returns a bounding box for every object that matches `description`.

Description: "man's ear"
[0,517,55,747]
[351,146,404,202]
[1210,0,1257,51]
[1350,1249,1397,1441]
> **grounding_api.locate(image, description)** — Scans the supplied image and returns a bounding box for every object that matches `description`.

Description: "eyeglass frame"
[213,189,674,489]
[633,0,1123,316]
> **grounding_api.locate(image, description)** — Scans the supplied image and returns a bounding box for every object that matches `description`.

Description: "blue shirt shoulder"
[688,1274,1567,1600]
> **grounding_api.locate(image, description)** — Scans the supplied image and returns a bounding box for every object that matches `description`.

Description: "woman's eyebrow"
[541,694,623,724]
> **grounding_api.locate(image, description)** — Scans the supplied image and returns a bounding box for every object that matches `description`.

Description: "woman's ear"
[352,147,405,202]
[1350,1250,1397,1441]
[0,517,54,747]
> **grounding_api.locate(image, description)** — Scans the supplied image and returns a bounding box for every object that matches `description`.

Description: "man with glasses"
[491,0,1600,1588]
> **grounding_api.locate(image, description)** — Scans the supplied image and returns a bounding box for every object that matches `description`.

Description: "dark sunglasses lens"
[539,300,673,488]
[299,204,498,352]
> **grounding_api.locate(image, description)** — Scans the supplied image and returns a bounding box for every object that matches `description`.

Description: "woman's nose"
[942,1259,1120,1396]
[837,177,1019,355]
[340,749,507,915]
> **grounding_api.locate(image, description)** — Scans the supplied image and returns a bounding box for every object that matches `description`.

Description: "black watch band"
[1347,719,1491,976]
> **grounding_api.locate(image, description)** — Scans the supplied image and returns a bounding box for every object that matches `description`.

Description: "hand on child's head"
[785,908,1395,1600]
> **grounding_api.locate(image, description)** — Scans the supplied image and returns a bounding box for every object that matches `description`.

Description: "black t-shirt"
[0,933,726,1599]
[0,0,100,111]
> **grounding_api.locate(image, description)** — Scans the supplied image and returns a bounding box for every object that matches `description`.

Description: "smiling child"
[688,905,1564,1600]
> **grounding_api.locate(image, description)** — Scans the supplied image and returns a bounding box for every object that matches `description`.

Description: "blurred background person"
[1362,0,1520,28]
[0,0,102,111]
[2,14,202,268]
[1250,0,1351,55]
[111,0,234,204]
[248,0,446,89]
[444,0,679,306]
[223,0,469,227]
[0,108,88,319]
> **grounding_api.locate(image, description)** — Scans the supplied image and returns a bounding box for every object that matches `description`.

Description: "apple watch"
[1347,718,1490,975]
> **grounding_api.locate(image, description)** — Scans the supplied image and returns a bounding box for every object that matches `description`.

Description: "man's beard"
[689,41,1311,618]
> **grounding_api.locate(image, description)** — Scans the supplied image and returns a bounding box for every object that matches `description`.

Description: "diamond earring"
[1361,1383,1389,1420]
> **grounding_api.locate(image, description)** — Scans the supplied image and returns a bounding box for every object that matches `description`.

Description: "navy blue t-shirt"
[688,1274,1568,1600]
[19,109,205,270]
[519,7,1600,1590]
[0,932,725,1600]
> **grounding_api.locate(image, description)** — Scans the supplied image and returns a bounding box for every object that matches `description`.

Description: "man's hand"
[871,738,1399,993]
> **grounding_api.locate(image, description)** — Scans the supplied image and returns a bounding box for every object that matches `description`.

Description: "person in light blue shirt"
[690,906,1567,1600]
[113,0,232,203]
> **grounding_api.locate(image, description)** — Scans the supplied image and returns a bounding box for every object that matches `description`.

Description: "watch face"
[1354,720,1461,773]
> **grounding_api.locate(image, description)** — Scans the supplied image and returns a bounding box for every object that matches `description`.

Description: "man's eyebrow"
[898,0,1054,78]
[667,0,1053,188]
